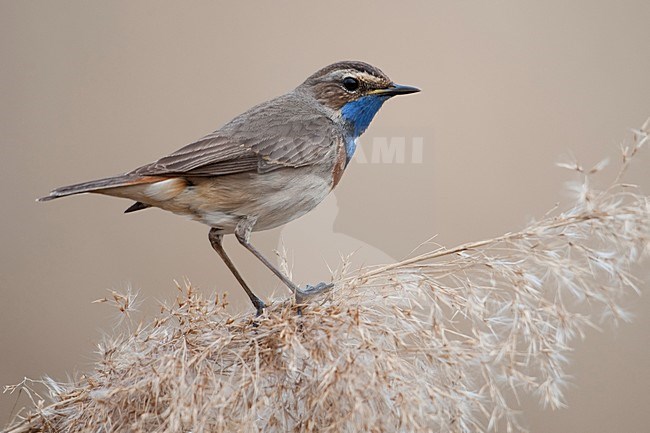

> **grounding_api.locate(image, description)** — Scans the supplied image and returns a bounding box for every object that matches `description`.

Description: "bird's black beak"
[372,83,421,97]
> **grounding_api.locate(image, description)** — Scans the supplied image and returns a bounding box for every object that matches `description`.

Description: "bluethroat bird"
[38,61,420,315]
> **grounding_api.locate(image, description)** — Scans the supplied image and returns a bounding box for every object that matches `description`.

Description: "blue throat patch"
[341,95,389,163]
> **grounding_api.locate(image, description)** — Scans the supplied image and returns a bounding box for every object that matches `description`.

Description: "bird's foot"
[295,282,334,304]
[251,298,266,317]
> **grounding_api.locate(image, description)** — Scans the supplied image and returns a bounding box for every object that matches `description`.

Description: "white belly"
[175,168,334,234]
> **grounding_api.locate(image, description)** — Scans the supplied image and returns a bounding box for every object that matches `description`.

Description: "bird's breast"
[331,140,348,189]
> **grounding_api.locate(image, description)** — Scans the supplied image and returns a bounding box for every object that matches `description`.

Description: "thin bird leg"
[234,217,302,297]
[208,228,265,316]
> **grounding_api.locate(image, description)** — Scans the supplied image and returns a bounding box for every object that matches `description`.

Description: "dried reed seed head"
[3,123,649,433]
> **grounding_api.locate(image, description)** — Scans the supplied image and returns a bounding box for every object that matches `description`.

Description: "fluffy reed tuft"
[3,122,649,433]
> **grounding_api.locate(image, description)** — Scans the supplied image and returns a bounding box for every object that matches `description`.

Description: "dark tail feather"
[124,201,151,213]
[37,174,156,202]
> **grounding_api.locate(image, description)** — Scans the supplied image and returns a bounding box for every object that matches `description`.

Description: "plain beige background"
[1,1,649,431]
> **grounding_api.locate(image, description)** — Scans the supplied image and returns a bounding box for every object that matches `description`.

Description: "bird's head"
[298,61,420,138]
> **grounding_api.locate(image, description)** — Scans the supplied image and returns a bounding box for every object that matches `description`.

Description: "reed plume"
[3,121,648,433]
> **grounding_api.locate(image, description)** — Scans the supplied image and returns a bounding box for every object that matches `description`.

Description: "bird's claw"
[295,282,334,304]
[252,299,266,317]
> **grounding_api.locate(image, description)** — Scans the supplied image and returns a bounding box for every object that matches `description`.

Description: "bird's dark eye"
[342,77,359,92]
